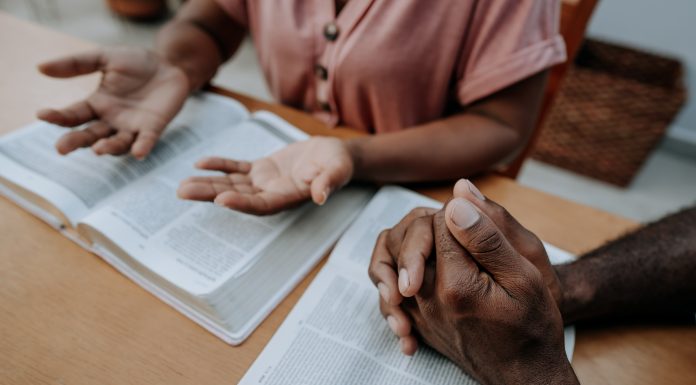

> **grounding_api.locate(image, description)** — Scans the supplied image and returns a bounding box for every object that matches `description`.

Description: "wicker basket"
[532,39,687,187]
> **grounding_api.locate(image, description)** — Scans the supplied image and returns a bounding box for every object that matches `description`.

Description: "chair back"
[500,0,600,178]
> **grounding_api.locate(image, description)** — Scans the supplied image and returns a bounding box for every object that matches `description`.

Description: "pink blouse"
[215,0,567,133]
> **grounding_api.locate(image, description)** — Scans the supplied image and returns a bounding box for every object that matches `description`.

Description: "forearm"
[501,359,579,385]
[556,206,696,324]
[155,0,245,91]
[346,71,549,183]
[346,114,522,183]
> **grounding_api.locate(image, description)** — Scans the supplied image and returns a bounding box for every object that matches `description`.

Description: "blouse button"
[314,64,328,80]
[319,101,332,112]
[323,22,339,41]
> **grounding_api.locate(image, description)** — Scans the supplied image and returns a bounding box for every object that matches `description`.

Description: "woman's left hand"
[177,137,354,215]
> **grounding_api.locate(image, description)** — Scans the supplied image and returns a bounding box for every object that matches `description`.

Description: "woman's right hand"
[37,46,189,159]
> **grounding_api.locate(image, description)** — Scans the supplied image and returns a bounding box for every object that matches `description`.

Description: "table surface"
[1,12,694,385]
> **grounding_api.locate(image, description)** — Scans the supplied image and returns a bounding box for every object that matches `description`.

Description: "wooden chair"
[500,0,600,178]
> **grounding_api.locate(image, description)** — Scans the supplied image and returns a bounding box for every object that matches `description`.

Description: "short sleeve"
[214,0,249,28]
[456,0,567,105]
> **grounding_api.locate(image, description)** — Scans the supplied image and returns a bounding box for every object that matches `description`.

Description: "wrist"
[500,354,578,385]
[155,21,221,93]
[555,263,596,325]
[151,50,194,93]
[345,137,368,181]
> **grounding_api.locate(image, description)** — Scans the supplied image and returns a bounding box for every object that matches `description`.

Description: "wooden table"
[0,12,693,385]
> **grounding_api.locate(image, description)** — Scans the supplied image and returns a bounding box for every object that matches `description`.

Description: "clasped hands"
[368,179,579,385]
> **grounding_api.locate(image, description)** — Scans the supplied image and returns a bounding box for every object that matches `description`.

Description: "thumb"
[131,130,161,160]
[309,165,349,206]
[444,197,526,281]
[38,50,105,78]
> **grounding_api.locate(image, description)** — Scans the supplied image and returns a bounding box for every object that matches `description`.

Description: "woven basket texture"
[532,39,687,187]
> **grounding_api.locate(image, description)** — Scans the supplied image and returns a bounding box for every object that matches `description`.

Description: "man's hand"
[381,196,578,384]
[37,47,189,159]
[176,137,354,215]
[368,179,562,354]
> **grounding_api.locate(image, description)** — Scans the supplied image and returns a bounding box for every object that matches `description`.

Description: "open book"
[0,93,374,344]
[240,187,576,385]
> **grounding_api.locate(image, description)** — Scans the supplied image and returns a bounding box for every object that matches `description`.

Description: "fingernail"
[398,268,410,294]
[400,339,413,355]
[465,179,485,201]
[387,316,398,334]
[317,188,329,206]
[377,282,390,303]
[449,198,480,229]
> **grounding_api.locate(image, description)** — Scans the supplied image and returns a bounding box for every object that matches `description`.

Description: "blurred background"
[1,0,694,223]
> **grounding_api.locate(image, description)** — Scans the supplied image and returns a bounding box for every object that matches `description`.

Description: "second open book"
[240,187,576,385]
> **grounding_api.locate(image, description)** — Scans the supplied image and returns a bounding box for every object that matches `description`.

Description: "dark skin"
[369,179,564,354]
[374,193,578,384]
[369,179,696,383]
[557,205,696,324]
[37,0,549,215]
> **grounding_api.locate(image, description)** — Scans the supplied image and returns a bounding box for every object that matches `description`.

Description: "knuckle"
[488,202,510,223]
[439,281,469,309]
[413,215,433,230]
[378,299,393,318]
[511,266,546,298]
[378,299,388,316]
[411,207,431,218]
[377,229,390,243]
[470,227,505,256]
[367,263,379,283]
[406,208,423,220]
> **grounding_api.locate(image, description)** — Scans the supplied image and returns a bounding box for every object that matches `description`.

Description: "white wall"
[586,0,696,145]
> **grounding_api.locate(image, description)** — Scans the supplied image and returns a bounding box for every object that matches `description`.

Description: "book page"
[240,186,576,385]
[0,92,247,226]
[79,113,311,295]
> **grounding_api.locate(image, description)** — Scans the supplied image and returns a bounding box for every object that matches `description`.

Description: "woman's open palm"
[37,46,189,159]
[177,137,354,215]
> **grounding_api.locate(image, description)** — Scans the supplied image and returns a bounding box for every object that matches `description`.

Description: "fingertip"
[400,268,423,298]
[453,178,469,198]
[398,268,410,296]
[54,143,71,155]
[175,184,190,200]
[134,153,147,161]
[131,141,155,161]
[400,337,418,356]
[37,62,53,75]
[195,157,216,170]
[385,311,411,337]
[213,196,228,207]
[378,282,401,306]
[194,159,207,169]
[37,109,63,125]
[308,174,330,206]
[445,197,481,231]
[377,282,389,304]
[386,316,399,335]
[36,108,53,119]
[91,140,106,155]
[213,191,241,209]
[453,178,486,203]
[465,179,486,201]
[316,189,329,206]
